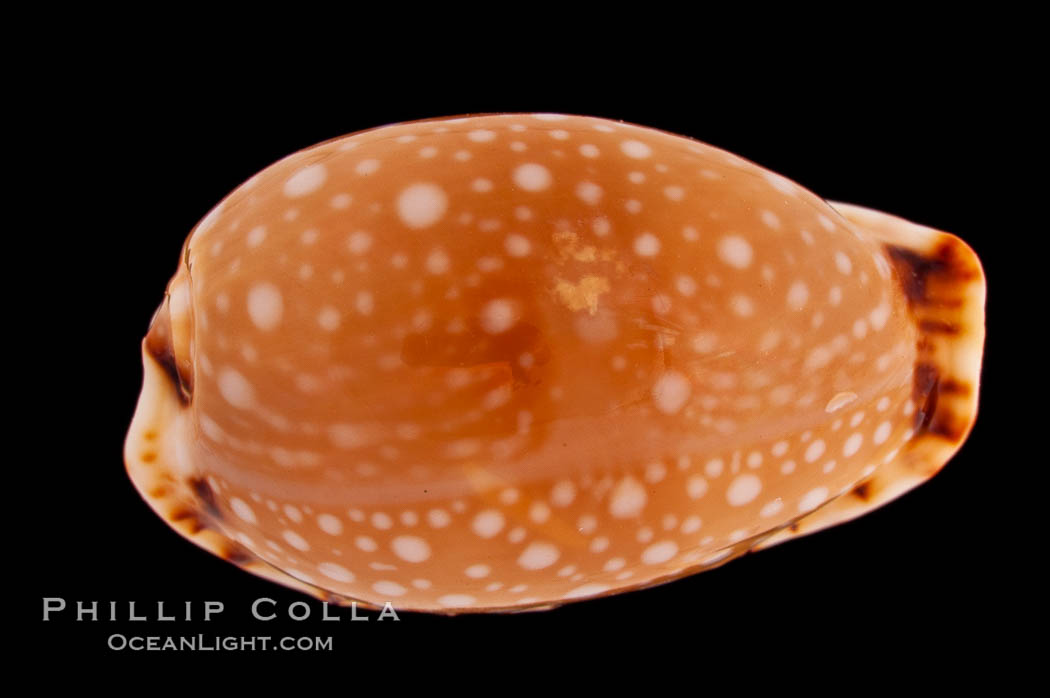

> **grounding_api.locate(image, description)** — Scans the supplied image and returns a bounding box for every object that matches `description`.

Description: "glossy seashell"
[124,113,985,613]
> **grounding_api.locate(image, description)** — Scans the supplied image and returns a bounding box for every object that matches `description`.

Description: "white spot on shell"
[218,368,255,409]
[392,536,431,563]
[760,499,784,517]
[642,541,678,565]
[634,232,661,257]
[718,235,753,269]
[763,171,798,195]
[551,481,576,507]
[373,581,407,597]
[355,291,374,316]
[727,474,762,506]
[843,433,864,457]
[472,510,505,538]
[835,251,853,274]
[664,185,685,201]
[760,210,781,230]
[609,476,647,518]
[347,230,373,255]
[355,536,377,552]
[620,140,652,158]
[869,303,891,331]
[246,225,267,248]
[425,248,451,275]
[247,283,283,331]
[231,498,256,524]
[529,501,551,523]
[468,129,496,142]
[283,164,327,198]
[513,163,552,192]
[318,306,341,331]
[786,281,809,310]
[730,295,755,317]
[437,594,476,607]
[676,275,698,297]
[397,183,448,229]
[505,234,531,257]
[318,562,354,583]
[328,424,366,449]
[356,159,380,176]
[282,530,309,551]
[804,440,826,462]
[518,542,560,570]
[799,487,830,512]
[575,181,603,205]
[687,475,708,499]
[428,509,451,528]
[566,584,610,599]
[691,332,719,353]
[652,371,691,415]
[317,513,343,536]
[480,298,519,334]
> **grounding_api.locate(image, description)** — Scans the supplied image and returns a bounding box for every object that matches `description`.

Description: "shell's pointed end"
[123,331,384,611]
[754,202,986,550]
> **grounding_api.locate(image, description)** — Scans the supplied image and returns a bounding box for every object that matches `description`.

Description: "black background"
[21,37,1023,670]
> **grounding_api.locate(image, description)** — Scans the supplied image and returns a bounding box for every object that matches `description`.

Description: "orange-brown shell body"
[124,114,985,613]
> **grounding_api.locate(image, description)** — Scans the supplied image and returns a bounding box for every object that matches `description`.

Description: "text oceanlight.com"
[107,634,334,651]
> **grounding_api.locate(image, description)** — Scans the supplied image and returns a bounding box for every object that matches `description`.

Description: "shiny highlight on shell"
[124,114,986,613]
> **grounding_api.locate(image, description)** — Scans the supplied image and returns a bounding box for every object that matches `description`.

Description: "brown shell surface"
[124,114,985,613]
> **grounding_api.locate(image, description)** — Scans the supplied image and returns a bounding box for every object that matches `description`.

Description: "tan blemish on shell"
[552,276,611,315]
[551,229,614,264]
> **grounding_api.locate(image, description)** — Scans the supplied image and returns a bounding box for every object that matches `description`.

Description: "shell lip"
[125,340,818,615]
[755,201,986,550]
[124,341,343,605]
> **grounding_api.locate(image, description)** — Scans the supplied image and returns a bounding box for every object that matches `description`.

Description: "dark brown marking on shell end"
[925,406,967,441]
[144,304,191,406]
[886,240,977,310]
[918,319,960,335]
[852,481,873,501]
[913,362,941,433]
[223,544,254,566]
[910,356,966,442]
[169,507,206,534]
[189,477,222,520]
[886,237,981,448]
